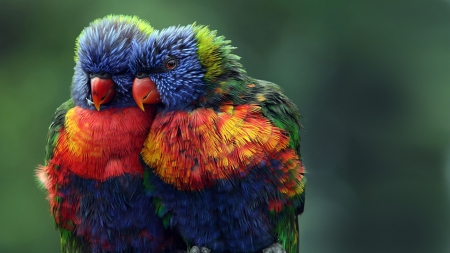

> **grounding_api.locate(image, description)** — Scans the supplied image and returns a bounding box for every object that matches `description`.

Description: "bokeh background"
[0,0,449,252]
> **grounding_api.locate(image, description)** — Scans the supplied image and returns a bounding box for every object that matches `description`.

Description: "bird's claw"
[190,246,211,253]
[262,243,286,253]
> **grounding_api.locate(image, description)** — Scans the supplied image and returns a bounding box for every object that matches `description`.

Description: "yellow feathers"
[63,108,102,157]
[192,25,224,81]
[104,15,154,36]
[140,104,302,192]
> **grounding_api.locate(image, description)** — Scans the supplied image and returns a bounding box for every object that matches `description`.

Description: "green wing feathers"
[257,80,302,156]
[252,80,304,253]
[44,99,75,165]
[37,99,80,252]
[37,99,74,190]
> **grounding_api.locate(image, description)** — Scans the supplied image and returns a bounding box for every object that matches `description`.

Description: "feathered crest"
[74,15,154,66]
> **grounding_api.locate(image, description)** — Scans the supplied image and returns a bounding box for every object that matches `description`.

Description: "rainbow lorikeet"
[36,15,183,253]
[129,25,306,253]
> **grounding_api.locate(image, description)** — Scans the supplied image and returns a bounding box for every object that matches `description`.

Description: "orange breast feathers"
[141,104,304,191]
[49,106,156,181]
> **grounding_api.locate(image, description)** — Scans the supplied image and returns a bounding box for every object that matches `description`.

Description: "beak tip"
[132,77,161,106]
[91,77,115,111]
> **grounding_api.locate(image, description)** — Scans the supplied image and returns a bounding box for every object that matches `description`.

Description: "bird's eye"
[89,72,111,79]
[136,72,148,79]
[165,58,178,70]
[97,72,111,79]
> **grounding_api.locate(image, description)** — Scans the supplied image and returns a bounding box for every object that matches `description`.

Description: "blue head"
[130,24,245,111]
[129,25,206,111]
[71,15,153,110]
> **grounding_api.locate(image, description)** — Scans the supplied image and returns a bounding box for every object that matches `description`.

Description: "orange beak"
[132,77,161,111]
[91,77,115,111]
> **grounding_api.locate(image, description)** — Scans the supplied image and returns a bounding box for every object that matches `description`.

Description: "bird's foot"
[189,245,211,253]
[262,243,286,253]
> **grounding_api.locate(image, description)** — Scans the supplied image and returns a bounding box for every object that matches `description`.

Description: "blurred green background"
[1,0,449,252]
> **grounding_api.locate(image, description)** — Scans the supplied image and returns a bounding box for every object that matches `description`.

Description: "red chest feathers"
[51,106,155,181]
[141,104,299,191]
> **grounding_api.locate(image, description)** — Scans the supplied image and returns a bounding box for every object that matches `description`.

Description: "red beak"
[132,77,161,111]
[91,77,115,111]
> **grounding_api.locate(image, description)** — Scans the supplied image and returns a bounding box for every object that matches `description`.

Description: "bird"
[36,15,183,253]
[129,24,306,253]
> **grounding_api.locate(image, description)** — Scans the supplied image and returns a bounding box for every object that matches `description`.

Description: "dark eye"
[98,72,111,79]
[165,58,178,70]
[89,72,111,79]
[136,72,148,79]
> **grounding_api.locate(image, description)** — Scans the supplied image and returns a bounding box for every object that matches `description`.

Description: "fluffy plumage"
[72,15,153,110]
[131,24,305,253]
[37,15,181,253]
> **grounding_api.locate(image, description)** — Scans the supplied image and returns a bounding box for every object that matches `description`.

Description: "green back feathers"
[192,25,245,82]
[74,15,154,62]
